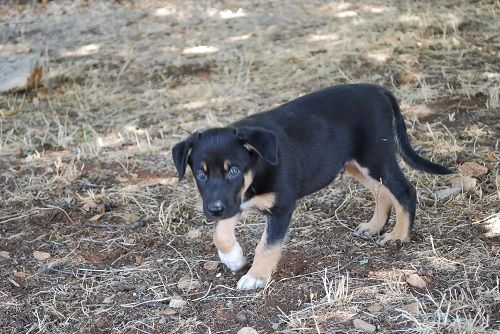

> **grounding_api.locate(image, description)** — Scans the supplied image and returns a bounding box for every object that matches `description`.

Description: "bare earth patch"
[0,1,499,333]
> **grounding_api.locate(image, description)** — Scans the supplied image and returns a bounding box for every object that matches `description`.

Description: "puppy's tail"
[384,90,453,175]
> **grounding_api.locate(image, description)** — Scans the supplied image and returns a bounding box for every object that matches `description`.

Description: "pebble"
[187,228,201,239]
[237,327,258,334]
[169,296,187,309]
[33,251,51,261]
[451,176,477,191]
[367,303,383,313]
[353,319,376,333]
[402,302,420,314]
[406,274,427,289]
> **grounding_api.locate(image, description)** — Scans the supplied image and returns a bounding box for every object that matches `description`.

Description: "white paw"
[218,243,246,272]
[236,273,266,290]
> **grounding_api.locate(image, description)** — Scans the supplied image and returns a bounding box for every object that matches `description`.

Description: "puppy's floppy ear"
[236,127,279,165]
[172,133,198,180]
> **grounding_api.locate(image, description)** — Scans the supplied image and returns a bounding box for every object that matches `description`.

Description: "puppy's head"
[172,127,278,220]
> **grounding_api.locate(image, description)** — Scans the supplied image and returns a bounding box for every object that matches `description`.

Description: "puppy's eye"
[196,170,207,181]
[227,166,240,178]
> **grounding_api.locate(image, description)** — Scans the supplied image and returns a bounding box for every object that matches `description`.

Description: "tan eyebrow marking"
[223,160,231,172]
[201,161,207,172]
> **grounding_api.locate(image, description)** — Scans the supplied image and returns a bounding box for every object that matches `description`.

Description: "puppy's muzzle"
[207,202,225,217]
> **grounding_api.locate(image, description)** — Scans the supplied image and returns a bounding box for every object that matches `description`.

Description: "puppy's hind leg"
[346,162,392,238]
[376,168,416,246]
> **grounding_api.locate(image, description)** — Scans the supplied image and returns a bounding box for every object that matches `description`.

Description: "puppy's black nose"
[207,203,224,217]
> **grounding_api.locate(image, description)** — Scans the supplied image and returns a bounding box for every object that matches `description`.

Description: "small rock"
[434,187,461,200]
[103,294,115,304]
[161,308,177,316]
[367,303,383,313]
[451,176,477,191]
[169,296,187,309]
[33,251,51,261]
[460,162,488,177]
[159,317,166,324]
[0,251,10,259]
[353,319,376,333]
[186,228,201,239]
[0,53,42,93]
[177,276,201,291]
[406,274,427,289]
[402,302,420,314]
[203,261,219,271]
[123,213,140,224]
[237,327,259,334]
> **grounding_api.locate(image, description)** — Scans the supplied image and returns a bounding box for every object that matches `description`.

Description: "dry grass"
[0,0,499,333]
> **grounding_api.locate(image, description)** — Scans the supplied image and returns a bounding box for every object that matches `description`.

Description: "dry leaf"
[89,213,103,222]
[177,276,201,291]
[13,271,28,278]
[451,176,477,191]
[33,251,51,261]
[203,261,219,271]
[82,200,98,211]
[0,251,11,259]
[402,302,420,314]
[460,162,488,177]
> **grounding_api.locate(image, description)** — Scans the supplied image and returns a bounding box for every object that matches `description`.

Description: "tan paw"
[354,222,382,238]
[376,232,409,247]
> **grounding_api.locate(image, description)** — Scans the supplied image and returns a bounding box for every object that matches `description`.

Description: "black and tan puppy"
[172,84,451,290]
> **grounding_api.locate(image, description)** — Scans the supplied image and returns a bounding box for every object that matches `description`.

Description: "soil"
[1,1,499,333]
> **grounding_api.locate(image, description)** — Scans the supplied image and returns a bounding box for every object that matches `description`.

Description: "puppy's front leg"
[213,213,246,272]
[237,208,293,290]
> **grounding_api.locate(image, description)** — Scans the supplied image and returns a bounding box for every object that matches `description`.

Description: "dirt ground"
[0,1,499,333]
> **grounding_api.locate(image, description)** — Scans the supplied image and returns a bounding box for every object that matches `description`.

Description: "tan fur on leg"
[347,162,393,237]
[236,228,282,290]
[376,202,410,245]
[214,214,247,271]
[248,229,282,280]
[213,214,240,253]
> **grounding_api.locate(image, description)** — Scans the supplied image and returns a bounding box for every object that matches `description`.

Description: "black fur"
[172,84,452,246]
